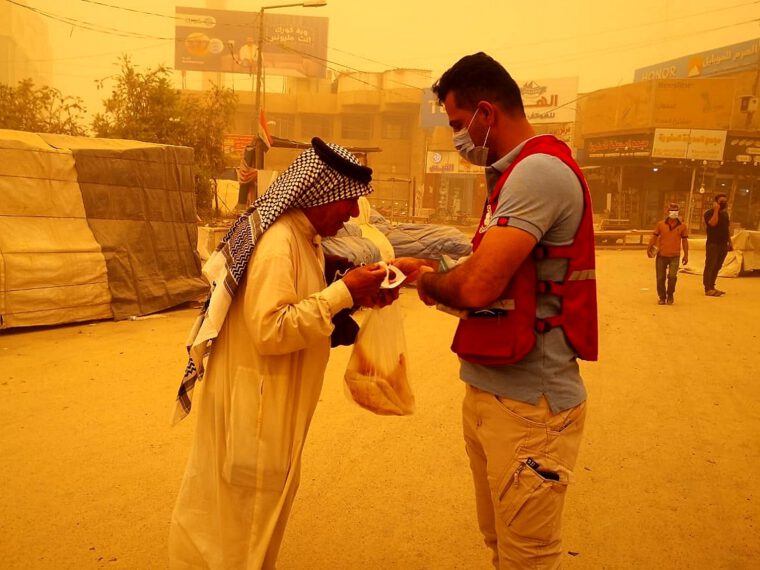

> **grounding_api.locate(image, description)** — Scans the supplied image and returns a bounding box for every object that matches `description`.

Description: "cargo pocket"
[496,453,570,544]
[222,366,264,488]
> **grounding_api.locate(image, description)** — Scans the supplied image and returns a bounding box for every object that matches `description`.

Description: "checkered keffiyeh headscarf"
[173,138,373,424]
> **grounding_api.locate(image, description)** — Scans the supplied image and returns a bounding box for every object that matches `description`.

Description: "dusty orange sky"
[9,0,760,114]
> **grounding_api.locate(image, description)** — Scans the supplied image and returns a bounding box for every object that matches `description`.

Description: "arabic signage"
[426,151,484,174]
[419,78,577,128]
[634,38,760,81]
[175,7,328,78]
[723,135,760,164]
[419,88,449,129]
[652,78,734,129]
[518,77,578,124]
[651,128,727,161]
[223,134,254,157]
[585,133,653,159]
[533,123,575,147]
[580,81,656,136]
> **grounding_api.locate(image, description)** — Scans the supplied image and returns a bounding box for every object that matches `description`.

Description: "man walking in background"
[648,203,689,305]
[703,193,732,297]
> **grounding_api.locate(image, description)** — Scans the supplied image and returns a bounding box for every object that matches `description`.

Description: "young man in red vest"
[394,53,597,569]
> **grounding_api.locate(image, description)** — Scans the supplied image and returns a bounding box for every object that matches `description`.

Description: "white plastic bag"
[344,303,414,415]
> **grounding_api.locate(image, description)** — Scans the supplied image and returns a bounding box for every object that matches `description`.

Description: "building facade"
[576,39,760,233]
[218,69,430,221]
[0,3,52,87]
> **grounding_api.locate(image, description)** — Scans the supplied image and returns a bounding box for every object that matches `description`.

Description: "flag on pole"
[258,109,273,150]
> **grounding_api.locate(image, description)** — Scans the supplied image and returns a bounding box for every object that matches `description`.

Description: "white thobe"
[169,209,353,569]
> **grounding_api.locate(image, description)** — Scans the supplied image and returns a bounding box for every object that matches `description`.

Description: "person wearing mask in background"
[648,203,689,305]
[394,52,597,570]
[703,193,732,297]
[169,138,394,570]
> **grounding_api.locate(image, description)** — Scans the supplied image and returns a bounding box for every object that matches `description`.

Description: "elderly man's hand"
[373,288,400,308]
[342,264,386,303]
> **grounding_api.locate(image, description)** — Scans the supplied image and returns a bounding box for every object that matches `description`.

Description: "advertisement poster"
[175,7,328,78]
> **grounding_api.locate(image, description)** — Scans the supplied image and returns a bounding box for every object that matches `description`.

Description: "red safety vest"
[451,135,598,365]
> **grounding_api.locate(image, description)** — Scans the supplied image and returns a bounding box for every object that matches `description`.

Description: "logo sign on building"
[585,133,653,159]
[651,128,727,161]
[723,135,760,164]
[419,88,449,129]
[175,7,328,78]
[534,123,575,147]
[518,77,578,124]
[634,38,760,81]
[419,78,577,128]
[426,151,484,174]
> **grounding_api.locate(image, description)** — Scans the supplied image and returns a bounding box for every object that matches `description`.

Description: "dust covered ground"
[1,250,759,569]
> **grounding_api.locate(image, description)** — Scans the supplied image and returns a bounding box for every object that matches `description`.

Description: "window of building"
[382,115,410,139]
[300,114,333,140]
[268,114,295,139]
[341,115,373,139]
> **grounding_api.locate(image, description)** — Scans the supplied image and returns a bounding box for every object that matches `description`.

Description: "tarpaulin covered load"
[322,221,382,265]
[369,209,473,260]
[0,130,207,329]
[682,230,760,278]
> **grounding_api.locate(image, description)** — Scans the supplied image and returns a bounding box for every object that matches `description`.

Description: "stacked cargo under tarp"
[0,130,207,329]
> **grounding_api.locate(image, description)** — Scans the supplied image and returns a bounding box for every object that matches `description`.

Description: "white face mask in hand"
[453,108,491,166]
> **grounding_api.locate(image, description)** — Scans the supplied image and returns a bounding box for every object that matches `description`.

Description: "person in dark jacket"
[703,193,732,297]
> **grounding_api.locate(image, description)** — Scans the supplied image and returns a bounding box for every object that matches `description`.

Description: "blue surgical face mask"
[452,109,491,166]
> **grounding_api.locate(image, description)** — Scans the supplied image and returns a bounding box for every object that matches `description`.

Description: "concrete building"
[0,2,52,87]
[222,68,432,221]
[576,38,760,233]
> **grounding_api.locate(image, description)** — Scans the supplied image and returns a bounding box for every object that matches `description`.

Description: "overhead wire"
[502,18,760,70]
[326,0,760,76]
[10,0,759,88]
[76,0,760,71]
[7,0,759,114]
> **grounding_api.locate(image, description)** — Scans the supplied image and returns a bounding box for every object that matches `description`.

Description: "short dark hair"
[714,193,728,202]
[432,52,525,117]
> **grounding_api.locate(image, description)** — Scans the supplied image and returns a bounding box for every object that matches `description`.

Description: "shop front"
[424,150,487,224]
[580,129,760,233]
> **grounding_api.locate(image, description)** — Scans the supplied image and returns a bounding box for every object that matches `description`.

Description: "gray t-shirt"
[459,136,587,414]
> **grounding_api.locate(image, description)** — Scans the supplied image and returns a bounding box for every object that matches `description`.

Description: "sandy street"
[1,250,759,570]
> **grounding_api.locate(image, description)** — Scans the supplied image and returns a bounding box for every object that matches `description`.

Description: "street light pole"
[252,1,327,170]
[253,7,266,170]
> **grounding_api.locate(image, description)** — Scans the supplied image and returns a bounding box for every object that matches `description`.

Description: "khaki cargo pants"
[463,385,586,569]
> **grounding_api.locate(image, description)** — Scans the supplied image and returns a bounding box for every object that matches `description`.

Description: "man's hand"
[342,264,386,302]
[682,255,689,265]
[415,266,436,305]
[353,288,400,309]
[390,257,436,283]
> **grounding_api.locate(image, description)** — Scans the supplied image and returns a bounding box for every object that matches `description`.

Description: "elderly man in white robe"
[169,138,392,569]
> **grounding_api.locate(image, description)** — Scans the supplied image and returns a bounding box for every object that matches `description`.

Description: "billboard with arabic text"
[634,38,760,82]
[419,78,577,128]
[175,6,328,78]
[518,77,578,124]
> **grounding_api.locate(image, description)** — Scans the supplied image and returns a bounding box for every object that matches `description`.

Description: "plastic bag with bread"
[344,303,414,416]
